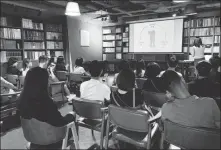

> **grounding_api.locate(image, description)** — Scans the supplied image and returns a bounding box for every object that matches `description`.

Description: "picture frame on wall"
[80,30,90,47]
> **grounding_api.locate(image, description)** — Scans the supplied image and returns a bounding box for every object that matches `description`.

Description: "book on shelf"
[0,17,7,26]
[116,41,122,47]
[103,41,115,47]
[46,32,62,40]
[0,28,21,39]
[116,34,122,40]
[23,30,44,40]
[46,24,62,32]
[24,42,45,49]
[116,53,122,59]
[123,33,128,38]
[103,29,112,34]
[189,28,214,36]
[215,27,220,35]
[47,41,63,49]
[103,54,106,61]
[214,17,220,26]
[123,47,129,53]
[103,48,115,53]
[116,28,122,33]
[184,17,220,28]
[24,51,46,60]
[0,16,21,27]
[22,18,43,30]
[214,36,220,44]
[190,37,213,45]
[124,27,129,32]
[4,51,22,61]
[103,35,115,40]
[0,39,21,49]
[0,51,7,62]
[116,47,121,52]
[123,38,129,42]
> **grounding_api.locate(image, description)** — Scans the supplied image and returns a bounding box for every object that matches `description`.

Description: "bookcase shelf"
[0,16,65,61]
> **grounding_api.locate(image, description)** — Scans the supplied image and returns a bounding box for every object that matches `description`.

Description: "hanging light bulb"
[65,2,81,16]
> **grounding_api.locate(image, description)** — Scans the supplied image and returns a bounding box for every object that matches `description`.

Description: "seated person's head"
[209,56,220,70]
[168,55,178,68]
[118,60,130,72]
[196,61,212,77]
[145,62,161,78]
[116,69,135,92]
[75,57,83,67]
[56,56,65,65]
[23,58,32,69]
[136,59,145,70]
[38,55,48,69]
[161,70,189,99]
[89,60,103,78]
[8,57,19,68]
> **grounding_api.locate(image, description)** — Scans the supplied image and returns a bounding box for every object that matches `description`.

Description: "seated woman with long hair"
[21,58,32,76]
[55,56,68,72]
[17,67,75,149]
[72,57,90,76]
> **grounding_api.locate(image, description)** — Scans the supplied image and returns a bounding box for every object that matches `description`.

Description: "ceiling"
[0,0,220,23]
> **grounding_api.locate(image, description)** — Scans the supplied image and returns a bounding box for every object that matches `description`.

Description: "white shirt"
[191,46,205,59]
[80,79,111,101]
[134,70,145,78]
[73,66,85,74]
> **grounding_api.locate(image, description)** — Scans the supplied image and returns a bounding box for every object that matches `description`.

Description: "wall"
[67,16,102,70]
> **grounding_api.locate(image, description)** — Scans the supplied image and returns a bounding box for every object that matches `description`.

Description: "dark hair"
[193,37,203,48]
[116,69,135,91]
[47,57,56,68]
[196,61,212,77]
[22,58,30,69]
[89,60,103,77]
[75,57,83,67]
[39,55,48,63]
[56,56,65,65]
[118,60,130,72]
[209,56,220,69]
[18,67,52,118]
[161,70,181,90]
[145,62,161,78]
[168,55,178,68]
[8,57,18,67]
[136,59,145,77]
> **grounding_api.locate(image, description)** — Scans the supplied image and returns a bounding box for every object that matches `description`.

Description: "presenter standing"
[191,37,205,66]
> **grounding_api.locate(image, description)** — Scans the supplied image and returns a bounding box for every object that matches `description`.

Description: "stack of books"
[23,30,44,40]
[22,18,43,30]
[0,28,21,39]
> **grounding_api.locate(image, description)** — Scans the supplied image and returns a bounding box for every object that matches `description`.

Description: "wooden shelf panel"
[0,49,22,51]
[0,38,21,40]
[23,28,44,32]
[0,26,21,29]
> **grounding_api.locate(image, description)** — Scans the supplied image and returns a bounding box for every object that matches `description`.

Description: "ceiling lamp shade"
[184,4,197,15]
[65,2,80,16]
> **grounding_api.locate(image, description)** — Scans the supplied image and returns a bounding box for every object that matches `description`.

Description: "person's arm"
[104,86,111,103]
[212,99,220,129]
[1,77,18,90]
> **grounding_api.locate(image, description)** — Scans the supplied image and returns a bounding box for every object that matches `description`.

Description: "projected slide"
[130,19,183,53]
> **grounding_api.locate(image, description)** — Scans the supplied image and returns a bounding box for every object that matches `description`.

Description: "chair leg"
[71,123,80,149]
[160,132,164,149]
[91,129,96,142]
[146,124,152,149]
[104,118,110,149]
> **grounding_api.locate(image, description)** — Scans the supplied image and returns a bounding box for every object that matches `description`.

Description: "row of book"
[123,38,129,42]
[0,40,21,49]
[116,47,121,52]
[103,35,115,40]
[123,33,129,38]
[0,51,22,62]
[103,41,115,47]
[22,18,43,30]
[214,36,220,44]
[24,51,46,60]
[123,47,129,52]
[116,41,122,47]
[23,30,44,40]
[46,32,62,40]
[183,46,220,53]
[0,17,21,27]
[184,28,214,37]
[46,24,62,32]
[184,17,220,28]
[116,53,122,59]
[103,48,115,53]
[103,29,112,34]
[24,42,45,49]
[116,28,122,33]
[47,41,63,49]
[116,35,122,40]
[0,28,21,39]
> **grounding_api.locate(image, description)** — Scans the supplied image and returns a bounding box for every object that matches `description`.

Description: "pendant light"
[65,2,81,16]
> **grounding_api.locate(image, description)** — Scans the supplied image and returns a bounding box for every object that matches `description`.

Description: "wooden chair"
[136,78,147,89]
[49,81,67,105]
[105,105,161,149]
[21,117,79,149]
[56,71,68,81]
[160,119,220,149]
[72,97,108,149]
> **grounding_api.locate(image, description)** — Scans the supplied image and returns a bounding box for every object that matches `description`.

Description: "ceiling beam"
[92,1,133,16]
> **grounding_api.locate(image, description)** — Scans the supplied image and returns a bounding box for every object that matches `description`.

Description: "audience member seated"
[188,61,220,98]
[143,62,164,92]
[161,70,220,129]
[21,58,32,76]
[54,56,68,72]
[111,69,143,108]
[158,55,183,77]
[7,57,22,76]
[80,60,110,102]
[209,56,220,84]
[134,59,145,78]
[114,60,130,84]
[73,57,90,76]
[17,67,75,148]
[0,76,18,94]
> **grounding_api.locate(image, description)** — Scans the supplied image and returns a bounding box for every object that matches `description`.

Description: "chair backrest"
[21,117,67,145]
[49,82,64,95]
[6,74,18,85]
[18,76,25,89]
[108,105,150,132]
[69,73,83,82]
[56,71,68,81]
[136,78,146,89]
[72,98,103,120]
[143,91,167,108]
[0,92,20,105]
[163,119,220,149]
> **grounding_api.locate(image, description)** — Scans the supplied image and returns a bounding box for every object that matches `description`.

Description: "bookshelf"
[183,16,220,57]
[0,15,65,62]
[102,25,129,60]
